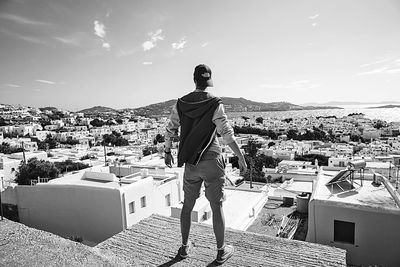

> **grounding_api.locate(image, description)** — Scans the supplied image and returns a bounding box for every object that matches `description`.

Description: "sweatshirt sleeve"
[165,103,180,150]
[212,103,235,145]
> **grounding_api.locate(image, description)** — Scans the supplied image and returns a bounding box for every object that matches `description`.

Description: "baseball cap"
[193,64,213,87]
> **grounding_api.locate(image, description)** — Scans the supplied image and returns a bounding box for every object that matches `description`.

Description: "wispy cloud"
[360,58,390,67]
[53,36,81,46]
[1,28,46,45]
[308,14,319,27]
[142,29,164,51]
[357,67,388,76]
[36,79,56,84]
[3,83,21,88]
[142,61,153,65]
[35,79,65,85]
[358,58,400,75]
[201,42,210,48]
[172,37,187,50]
[0,13,51,26]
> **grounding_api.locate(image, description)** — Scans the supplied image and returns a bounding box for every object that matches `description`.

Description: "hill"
[131,97,341,117]
[368,105,400,109]
[77,106,118,114]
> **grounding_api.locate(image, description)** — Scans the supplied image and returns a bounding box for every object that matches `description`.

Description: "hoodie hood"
[177,97,221,119]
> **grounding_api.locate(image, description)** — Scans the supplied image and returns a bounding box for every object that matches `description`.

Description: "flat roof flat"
[314,172,400,213]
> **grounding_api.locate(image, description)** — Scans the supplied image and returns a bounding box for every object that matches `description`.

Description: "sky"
[1,0,400,111]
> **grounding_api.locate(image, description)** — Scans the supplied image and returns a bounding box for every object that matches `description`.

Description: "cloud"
[94,20,106,38]
[93,20,111,51]
[0,13,51,26]
[201,42,210,48]
[357,58,400,75]
[102,42,111,51]
[142,62,153,65]
[3,83,21,88]
[142,41,155,51]
[142,29,164,51]
[53,36,81,46]
[172,37,187,50]
[360,58,390,67]
[308,14,320,20]
[385,68,400,74]
[357,67,388,76]
[0,28,46,45]
[35,79,59,85]
[312,23,317,27]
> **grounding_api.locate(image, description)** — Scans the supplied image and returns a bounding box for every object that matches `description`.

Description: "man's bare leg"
[181,198,196,245]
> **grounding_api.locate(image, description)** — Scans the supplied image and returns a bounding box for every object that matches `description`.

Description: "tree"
[0,117,9,126]
[155,134,165,143]
[102,131,129,146]
[142,146,158,156]
[90,118,105,127]
[255,117,264,124]
[0,142,23,154]
[286,129,298,140]
[54,160,89,174]
[60,136,79,146]
[37,134,58,150]
[15,158,60,185]
[267,141,275,148]
[294,154,329,166]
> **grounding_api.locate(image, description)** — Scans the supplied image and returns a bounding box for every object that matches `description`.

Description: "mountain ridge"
[67,97,342,117]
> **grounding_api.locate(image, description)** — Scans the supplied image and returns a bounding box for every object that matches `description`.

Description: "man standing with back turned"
[165,64,247,264]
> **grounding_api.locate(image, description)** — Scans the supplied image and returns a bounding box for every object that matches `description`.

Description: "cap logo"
[201,73,210,78]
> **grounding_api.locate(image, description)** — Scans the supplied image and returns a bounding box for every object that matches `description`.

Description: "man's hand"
[165,153,174,168]
[238,156,247,175]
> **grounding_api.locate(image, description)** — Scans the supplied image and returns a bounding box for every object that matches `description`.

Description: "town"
[1,102,400,266]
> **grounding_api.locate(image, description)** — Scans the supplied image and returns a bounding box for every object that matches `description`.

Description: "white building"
[307,171,400,267]
[6,166,182,246]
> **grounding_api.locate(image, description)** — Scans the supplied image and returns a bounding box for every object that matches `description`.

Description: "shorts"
[183,151,226,203]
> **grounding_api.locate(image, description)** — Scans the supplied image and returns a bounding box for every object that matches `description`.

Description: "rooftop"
[314,171,400,213]
[0,218,125,266]
[98,214,346,266]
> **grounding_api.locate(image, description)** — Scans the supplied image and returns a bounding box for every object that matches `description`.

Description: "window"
[140,196,146,208]
[334,220,355,244]
[165,194,171,207]
[129,201,135,214]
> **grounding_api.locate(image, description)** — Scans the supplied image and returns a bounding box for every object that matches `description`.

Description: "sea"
[228,104,400,123]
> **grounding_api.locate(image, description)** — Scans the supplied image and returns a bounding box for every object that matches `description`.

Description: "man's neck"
[195,86,207,91]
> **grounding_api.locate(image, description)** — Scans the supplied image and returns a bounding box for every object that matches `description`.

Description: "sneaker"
[178,241,193,259]
[216,245,234,264]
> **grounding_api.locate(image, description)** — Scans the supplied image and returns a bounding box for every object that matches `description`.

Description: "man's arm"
[213,104,247,174]
[164,104,180,167]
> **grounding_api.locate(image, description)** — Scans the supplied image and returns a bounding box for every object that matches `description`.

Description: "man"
[164,64,247,264]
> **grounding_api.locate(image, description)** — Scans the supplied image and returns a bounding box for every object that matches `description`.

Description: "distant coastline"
[368,105,400,109]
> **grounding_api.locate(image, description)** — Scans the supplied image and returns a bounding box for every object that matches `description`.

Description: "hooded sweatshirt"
[176,91,222,167]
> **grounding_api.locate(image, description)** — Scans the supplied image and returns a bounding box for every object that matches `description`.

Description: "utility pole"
[103,143,107,166]
[22,141,26,164]
[0,177,4,221]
